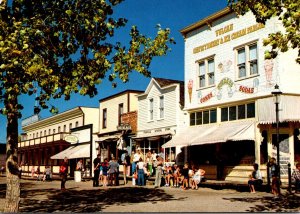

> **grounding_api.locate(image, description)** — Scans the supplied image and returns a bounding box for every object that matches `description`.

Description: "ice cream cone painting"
[188,79,193,103]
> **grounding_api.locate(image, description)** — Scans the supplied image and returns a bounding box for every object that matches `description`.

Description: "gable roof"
[140,77,184,107]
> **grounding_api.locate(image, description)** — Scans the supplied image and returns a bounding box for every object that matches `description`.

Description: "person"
[76,159,84,178]
[35,166,41,181]
[18,161,23,179]
[292,163,300,193]
[43,166,52,182]
[165,164,174,187]
[60,157,68,191]
[137,157,145,186]
[152,150,157,176]
[132,149,141,184]
[154,155,164,188]
[173,164,180,188]
[108,157,119,186]
[268,157,280,198]
[130,151,135,176]
[102,158,109,187]
[31,166,35,177]
[121,151,128,184]
[248,163,263,193]
[191,168,205,190]
[125,151,131,177]
[181,163,189,190]
[93,154,101,187]
[146,150,153,176]
[0,166,5,175]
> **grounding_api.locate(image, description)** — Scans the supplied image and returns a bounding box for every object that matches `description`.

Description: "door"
[272,134,290,176]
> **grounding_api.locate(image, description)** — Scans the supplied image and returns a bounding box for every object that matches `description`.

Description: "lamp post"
[271,84,282,194]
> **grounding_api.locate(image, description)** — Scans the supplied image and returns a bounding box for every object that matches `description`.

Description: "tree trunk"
[4,102,20,212]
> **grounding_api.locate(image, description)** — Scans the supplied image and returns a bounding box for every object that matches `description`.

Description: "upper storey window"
[198,57,215,88]
[237,43,258,79]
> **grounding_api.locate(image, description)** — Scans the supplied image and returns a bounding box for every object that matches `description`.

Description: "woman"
[248,163,263,193]
[102,158,109,187]
[137,157,145,186]
[191,168,205,190]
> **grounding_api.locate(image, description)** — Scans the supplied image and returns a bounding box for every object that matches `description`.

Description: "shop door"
[272,134,290,176]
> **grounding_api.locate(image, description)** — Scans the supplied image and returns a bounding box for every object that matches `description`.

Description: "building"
[97,90,143,162]
[134,77,185,163]
[19,107,99,177]
[165,7,300,182]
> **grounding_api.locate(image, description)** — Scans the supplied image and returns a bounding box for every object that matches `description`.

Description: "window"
[221,102,255,122]
[75,121,79,128]
[149,98,154,121]
[63,125,66,132]
[69,123,72,131]
[33,133,35,139]
[53,129,56,134]
[36,132,38,138]
[118,103,124,125]
[44,130,46,136]
[190,109,217,126]
[103,108,107,128]
[58,126,61,133]
[48,129,51,135]
[236,43,258,79]
[40,131,42,137]
[159,96,164,119]
[198,57,215,88]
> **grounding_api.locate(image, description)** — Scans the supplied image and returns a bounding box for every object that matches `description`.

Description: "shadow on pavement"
[223,193,300,212]
[17,187,177,212]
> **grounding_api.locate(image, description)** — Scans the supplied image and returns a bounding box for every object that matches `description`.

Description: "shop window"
[221,102,255,122]
[229,106,236,121]
[238,104,246,119]
[221,108,228,122]
[190,108,217,126]
[246,103,255,118]
[198,57,215,88]
[236,43,258,79]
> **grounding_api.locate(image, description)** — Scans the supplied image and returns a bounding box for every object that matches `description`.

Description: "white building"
[166,7,300,182]
[134,77,185,163]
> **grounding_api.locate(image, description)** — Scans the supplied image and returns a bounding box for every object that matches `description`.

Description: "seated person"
[43,166,52,181]
[172,164,180,187]
[248,163,263,193]
[292,163,300,193]
[191,168,205,190]
[165,164,174,187]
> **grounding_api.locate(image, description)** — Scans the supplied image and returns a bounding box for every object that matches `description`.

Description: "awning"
[163,121,255,148]
[258,95,300,124]
[190,121,255,146]
[50,144,90,159]
[162,125,215,148]
[96,134,121,142]
[133,130,173,141]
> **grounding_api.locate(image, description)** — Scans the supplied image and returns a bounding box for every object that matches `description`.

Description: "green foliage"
[228,0,300,64]
[0,0,175,116]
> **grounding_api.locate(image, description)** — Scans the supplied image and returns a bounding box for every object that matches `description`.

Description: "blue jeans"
[155,166,162,187]
[138,169,145,186]
[132,162,136,175]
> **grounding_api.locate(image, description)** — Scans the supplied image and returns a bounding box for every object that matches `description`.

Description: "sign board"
[64,135,79,144]
[117,123,131,131]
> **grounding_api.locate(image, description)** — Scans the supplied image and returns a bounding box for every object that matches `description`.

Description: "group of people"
[30,165,52,181]
[247,157,300,197]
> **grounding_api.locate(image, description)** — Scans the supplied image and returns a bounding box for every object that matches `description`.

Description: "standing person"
[76,159,84,178]
[181,163,189,190]
[108,157,119,186]
[292,163,300,193]
[248,163,263,193]
[121,151,128,184]
[152,150,157,176]
[59,157,68,191]
[125,151,131,177]
[18,161,23,179]
[102,158,109,187]
[93,154,101,187]
[130,151,135,176]
[146,150,153,176]
[137,157,145,186]
[269,157,280,198]
[154,155,164,188]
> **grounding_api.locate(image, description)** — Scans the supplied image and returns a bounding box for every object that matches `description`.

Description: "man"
[121,151,128,184]
[60,157,68,191]
[93,154,101,187]
[154,155,164,188]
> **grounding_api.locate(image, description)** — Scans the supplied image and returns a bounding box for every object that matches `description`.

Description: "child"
[181,163,189,190]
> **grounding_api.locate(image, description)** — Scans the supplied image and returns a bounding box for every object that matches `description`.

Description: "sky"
[0,0,228,144]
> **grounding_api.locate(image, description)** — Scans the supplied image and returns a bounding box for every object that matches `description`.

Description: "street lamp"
[271,84,282,194]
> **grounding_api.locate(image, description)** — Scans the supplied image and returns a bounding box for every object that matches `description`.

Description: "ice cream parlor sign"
[187,77,258,104]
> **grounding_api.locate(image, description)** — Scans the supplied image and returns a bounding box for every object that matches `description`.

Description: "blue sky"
[0,0,228,144]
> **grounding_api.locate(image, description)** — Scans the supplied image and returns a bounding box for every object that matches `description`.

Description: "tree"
[0,0,175,211]
[228,0,300,64]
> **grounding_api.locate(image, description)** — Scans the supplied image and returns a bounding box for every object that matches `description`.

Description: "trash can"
[74,170,81,182]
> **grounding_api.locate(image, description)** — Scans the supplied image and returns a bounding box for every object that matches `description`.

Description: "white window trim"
[148,98,154,122]
[158,95,165,120]
[196,55,215,89]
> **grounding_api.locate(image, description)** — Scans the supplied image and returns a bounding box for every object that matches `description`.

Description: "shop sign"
[64,135,78,144]
[117,123,131,131]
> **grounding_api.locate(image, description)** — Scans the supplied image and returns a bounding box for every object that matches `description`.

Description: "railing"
[19,132,70,148]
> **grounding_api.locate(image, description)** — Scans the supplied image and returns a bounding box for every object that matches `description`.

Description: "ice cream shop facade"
[165,7,300,182]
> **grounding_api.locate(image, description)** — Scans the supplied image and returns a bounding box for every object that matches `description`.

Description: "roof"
[153,77,184,88]
[99,90,144,102]
[180,7,232,38]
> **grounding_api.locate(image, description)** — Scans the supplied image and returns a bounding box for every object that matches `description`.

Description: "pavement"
[0,175,299,212]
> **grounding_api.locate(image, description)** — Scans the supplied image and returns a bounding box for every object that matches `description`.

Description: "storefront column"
[51,146,56,167]
[44,148,48,166]
[255,125,261,165]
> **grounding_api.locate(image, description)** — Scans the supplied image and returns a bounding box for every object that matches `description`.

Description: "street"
[0,176,299,212]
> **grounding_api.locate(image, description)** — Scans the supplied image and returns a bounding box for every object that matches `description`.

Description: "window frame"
[197,56,215,89]
[102,108,107,129]
[158,95,164,119]
[149,98,154,121]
